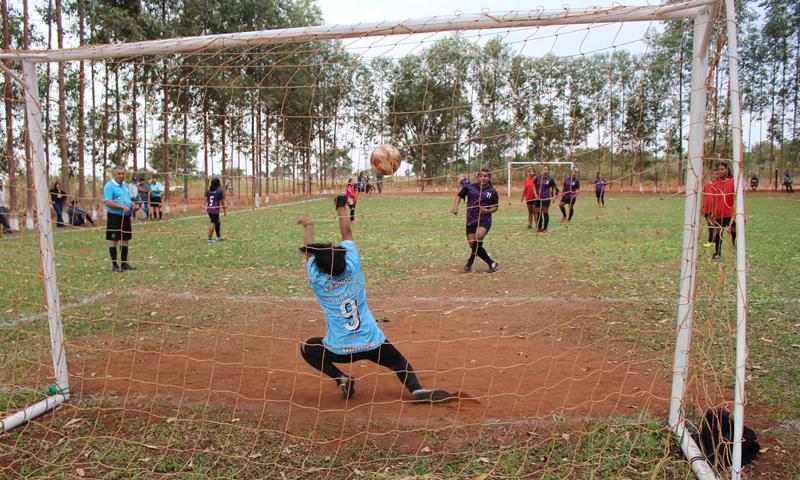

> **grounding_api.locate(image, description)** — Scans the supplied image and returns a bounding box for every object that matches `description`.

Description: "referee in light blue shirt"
[103,166,137,272]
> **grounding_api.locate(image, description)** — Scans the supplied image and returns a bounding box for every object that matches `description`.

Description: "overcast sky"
[315,0,655,58]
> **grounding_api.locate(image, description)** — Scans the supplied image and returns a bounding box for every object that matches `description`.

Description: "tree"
[148,138,199,175]
[387,35,474,182]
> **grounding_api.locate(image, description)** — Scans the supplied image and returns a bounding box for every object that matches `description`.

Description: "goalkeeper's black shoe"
[488,261,499,273]
[411,388,452,403]
[337,376,355,399]
[464,262,473,273]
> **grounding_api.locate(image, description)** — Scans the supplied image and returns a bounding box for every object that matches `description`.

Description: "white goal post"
[506,161,575,198]
[0,2,748,479]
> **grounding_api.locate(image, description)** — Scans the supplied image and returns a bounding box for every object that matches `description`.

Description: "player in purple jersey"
[594,172,606,207]
[559,169,580,223]
[533,165,558,233]
[204,178,227,244]
[451,168,499,273]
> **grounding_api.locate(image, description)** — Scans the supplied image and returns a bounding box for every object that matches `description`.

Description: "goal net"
[0,1,750,478]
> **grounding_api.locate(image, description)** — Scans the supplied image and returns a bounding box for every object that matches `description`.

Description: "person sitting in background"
[68,200,94,227]
[750,174,759,191]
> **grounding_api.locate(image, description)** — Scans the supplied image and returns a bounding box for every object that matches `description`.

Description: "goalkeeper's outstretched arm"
[335,196,354,242]
[297,218,315,260]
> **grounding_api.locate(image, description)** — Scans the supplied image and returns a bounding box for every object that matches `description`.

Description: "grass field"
[1,191,798,479]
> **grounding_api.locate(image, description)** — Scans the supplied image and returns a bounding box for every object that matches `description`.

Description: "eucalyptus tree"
[387,35,474,183]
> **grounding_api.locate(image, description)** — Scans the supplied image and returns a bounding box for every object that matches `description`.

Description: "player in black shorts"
[559,169,580,223]
[534,165,558,233]
[204,178,227,244]
[451,168,499,272]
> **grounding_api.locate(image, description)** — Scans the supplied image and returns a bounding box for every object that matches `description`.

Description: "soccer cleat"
[463,263,473,273]
[112,264,121,273]
[216,237,225,241]
[121,263,136,271]
[488,261,499,273]
[527,224,533,230]
[208,238,215,244]
[711,254,721,260]
[411,389,452,403]
[337,376,355,399]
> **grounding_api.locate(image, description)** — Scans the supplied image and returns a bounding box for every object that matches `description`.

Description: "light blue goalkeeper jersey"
[306,240,386,355]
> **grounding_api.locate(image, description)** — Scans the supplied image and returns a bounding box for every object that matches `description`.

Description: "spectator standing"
[128,179,140,220]
[137,178,150,219]
[149,176,164,220]
[783,172,793,193]
[49,181,67,228]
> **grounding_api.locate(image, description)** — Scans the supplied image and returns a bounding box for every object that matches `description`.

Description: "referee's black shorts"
[106,213,132,241]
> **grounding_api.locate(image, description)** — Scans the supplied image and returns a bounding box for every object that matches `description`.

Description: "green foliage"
[148,138,199,174]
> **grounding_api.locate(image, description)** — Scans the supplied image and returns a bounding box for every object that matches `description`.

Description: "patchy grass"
[1,192,798,477]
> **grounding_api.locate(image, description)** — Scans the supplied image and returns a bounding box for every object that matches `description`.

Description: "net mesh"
[0,6,751,478]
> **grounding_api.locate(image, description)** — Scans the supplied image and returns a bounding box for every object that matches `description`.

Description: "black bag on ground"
[697,408,760,468]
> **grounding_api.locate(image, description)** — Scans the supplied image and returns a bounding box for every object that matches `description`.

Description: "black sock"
[467,241,477,266]
[158,211,162,220]
[708,227,714,243]
[120,246,128,264]
[714,230,722,255]
[537,212,544,230]
[544,213,550,230]
[568,207,574,221]
[559,205,567,218]
[214,222,221,238]
[731,222,737,246]
[476,241,493,265]
[109,247,118,267]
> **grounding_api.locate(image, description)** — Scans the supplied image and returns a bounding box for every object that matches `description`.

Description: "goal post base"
[0,393,69,433]
[672,420,719,480]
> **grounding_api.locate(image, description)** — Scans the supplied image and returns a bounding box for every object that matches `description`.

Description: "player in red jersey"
[701,177,715,248]
[521,167,538,230]
[711,162,736,260]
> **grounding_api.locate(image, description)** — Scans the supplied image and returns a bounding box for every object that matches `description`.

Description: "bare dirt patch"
[68,291,671,438]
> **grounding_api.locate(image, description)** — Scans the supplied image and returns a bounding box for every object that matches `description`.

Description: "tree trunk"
[2,0,17,224]
[132,63,139,172]
[115,65,122,167]
[56,0,69,193]
[183,85,189,209]
[221,105,228,193]
[677,27,685,186]
[77,0,86,203]
[102,64,110,184]
[162,72,170,203]
[203,96,209,192]
[23,0,33,227]
[45,0,52,171]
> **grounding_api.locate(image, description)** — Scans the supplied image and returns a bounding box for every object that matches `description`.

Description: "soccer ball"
[370,144,401,176]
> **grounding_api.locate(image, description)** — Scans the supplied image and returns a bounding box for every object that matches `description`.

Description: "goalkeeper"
[297,196,450,402]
